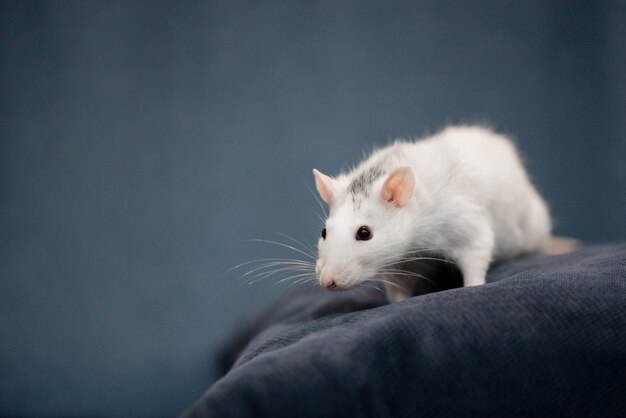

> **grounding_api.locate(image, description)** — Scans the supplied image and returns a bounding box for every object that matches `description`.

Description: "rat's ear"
[381,167,415,207]
[313,169,337,205]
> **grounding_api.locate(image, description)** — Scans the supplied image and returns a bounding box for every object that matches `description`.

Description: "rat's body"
[313,126,552,302]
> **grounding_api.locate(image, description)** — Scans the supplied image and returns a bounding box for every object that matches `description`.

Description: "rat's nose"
[320,276,338,290]
[319,267,340,290]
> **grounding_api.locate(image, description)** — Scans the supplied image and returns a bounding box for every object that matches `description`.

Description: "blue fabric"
[182,244,626,417]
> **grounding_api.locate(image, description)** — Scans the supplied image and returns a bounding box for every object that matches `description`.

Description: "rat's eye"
[355,226,372,241]
[321,228,327,240]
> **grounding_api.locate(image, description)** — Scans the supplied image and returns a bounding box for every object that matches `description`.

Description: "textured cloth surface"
[183,244,626,417]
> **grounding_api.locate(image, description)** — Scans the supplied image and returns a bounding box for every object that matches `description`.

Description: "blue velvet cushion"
[182,244,626,417]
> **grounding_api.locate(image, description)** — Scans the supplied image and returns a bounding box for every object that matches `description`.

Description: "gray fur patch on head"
[348,164,385,198]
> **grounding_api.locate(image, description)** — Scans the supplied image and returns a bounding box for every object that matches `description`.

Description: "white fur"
[314,126,551,302]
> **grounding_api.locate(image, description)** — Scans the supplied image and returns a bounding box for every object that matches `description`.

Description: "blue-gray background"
[1,1,625,417]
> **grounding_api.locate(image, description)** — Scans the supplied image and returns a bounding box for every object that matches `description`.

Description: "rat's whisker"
[362,281,387,295]
[272,231,317,258]
[274,272,316,286]
[396,256,456,265]
[283,276,317,292]
[248,239,317,261]
[380,269,437,288]
[372,248,444,264]
[377,278,411,294]
[239,263,312,283]
[378,255,456,270]
[307,207,326,223]
[278,272,312,283]
[293,275,316,284]
[239,262,313,279]
[247,265,315,283]
[231,258,314,272]
[305,183,328,218]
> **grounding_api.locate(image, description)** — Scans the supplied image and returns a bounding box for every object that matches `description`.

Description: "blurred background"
[1,0,625,416]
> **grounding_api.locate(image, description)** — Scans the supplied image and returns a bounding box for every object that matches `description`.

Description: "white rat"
[313,126,553,303]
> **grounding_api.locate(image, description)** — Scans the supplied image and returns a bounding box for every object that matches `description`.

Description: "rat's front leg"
[458,247,492,287]
[458,257,489,286]
[456,231,494,287]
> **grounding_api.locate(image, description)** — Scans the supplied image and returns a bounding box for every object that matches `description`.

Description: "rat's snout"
[317,263,340,290]
[319,276,338,289]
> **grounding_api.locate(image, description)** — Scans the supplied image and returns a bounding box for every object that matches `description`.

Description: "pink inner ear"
[382,167,415,207]
[313,169,335,205]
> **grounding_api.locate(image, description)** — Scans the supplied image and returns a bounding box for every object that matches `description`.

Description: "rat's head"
[312,166,418,291]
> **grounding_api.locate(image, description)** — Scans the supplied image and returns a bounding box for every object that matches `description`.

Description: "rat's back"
[408,126,551,260]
